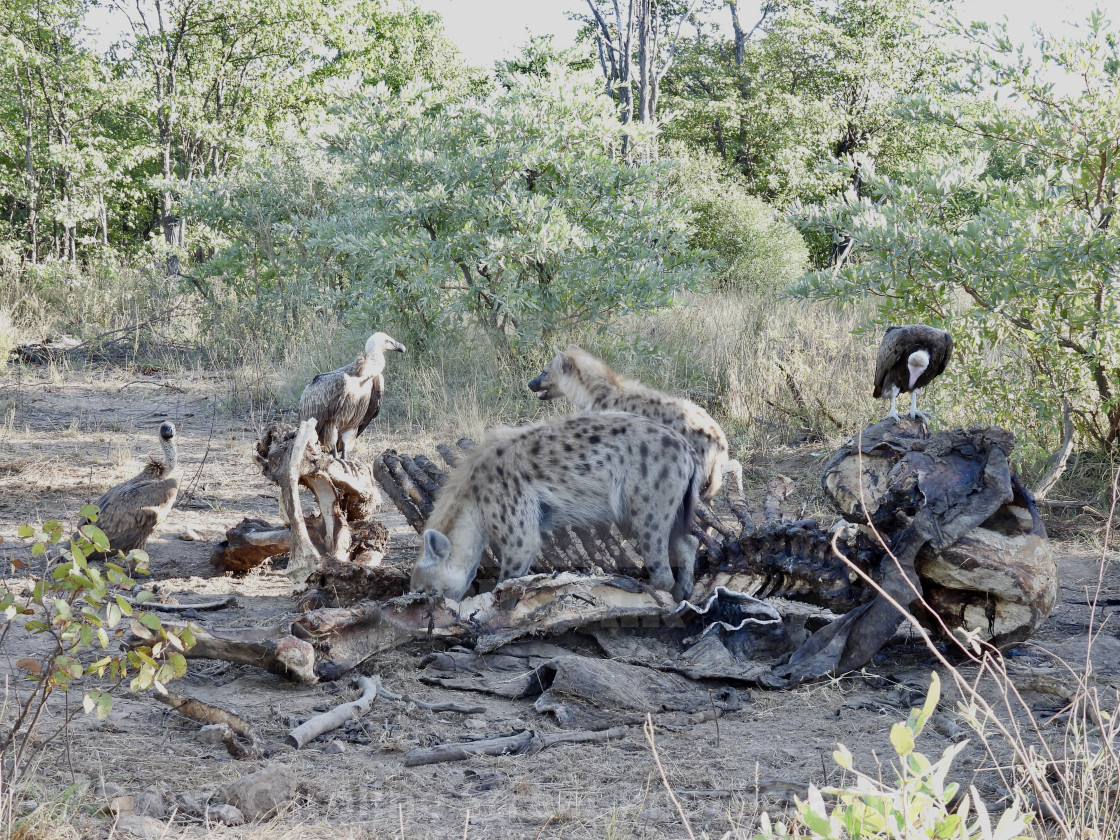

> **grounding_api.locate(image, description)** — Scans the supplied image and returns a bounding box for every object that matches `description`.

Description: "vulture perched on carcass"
[81,421,179,563]
[873,324,953,419]
[298,331,406,460]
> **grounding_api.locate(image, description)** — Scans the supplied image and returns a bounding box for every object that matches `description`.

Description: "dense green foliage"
[666,148,808,291]
[2,0,1119,473]
[191,64,710,348]
[792,12,1120,456]
[661,0,963,208]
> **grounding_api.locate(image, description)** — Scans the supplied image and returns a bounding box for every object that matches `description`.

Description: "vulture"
[873,324,953,419]
[298,331,406,459]
[81,422,179,563]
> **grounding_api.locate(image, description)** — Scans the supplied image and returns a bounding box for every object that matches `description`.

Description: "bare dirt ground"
[1,368,1117,839]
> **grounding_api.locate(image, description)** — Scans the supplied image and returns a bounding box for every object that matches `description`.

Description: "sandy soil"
[0,368,1117,839]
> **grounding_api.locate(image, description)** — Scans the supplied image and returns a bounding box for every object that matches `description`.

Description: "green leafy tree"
[792,11,1120,461]
[660,0,962,225]
[287,60,705,349]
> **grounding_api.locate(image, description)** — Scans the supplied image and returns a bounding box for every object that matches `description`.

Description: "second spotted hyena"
[528,345,743,501]
[409,413,701,602]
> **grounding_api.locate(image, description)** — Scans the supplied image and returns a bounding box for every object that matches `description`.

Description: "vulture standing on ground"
[81,422,179,562]
[298,331,406,460]
[873,324,953,419]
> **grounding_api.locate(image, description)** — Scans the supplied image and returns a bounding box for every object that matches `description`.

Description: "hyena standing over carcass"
[410,413,701,602]
[528,345,744,501]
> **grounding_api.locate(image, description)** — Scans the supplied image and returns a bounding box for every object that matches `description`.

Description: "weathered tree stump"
[209,422,388,587]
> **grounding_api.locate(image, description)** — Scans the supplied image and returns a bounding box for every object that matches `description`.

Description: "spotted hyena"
[528,345,743,501]
[409,413,701,602]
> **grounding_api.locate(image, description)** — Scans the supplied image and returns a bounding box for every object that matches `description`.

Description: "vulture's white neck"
[356,344,387,379]
[160,437,178,474]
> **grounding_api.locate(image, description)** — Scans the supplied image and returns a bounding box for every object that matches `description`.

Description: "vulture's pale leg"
[722,459,745,502]
[908,389,928,420]
[886,388,900,421]
[339,429,358,460]
[323,424,340,458]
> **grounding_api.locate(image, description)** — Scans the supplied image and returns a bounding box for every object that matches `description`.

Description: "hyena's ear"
[423,529,451,562]
[556,351,573,375]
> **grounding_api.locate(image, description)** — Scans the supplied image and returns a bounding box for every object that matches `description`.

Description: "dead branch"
[131,595,237,612]
[283,419,323,588]
[1034,397,1075,500]
[116,380,187,393]
[287,676,381,749]
[402,726,630,767]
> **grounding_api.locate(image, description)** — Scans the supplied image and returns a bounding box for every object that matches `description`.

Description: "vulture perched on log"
[82,422,179,563]
[873,325,953,420]
[298,332,406,460]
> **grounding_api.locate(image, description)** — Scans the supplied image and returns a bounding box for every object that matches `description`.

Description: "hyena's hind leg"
[625,505,679,597]
[668,531,698,602]
[721,458,745,502]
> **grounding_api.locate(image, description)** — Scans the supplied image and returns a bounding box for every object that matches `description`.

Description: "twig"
[643,715,696,840]
[375,682,484,715]
[287,676,380,749]
[402,726,629,767]
[116,380,187,394]
[177,397,217,507]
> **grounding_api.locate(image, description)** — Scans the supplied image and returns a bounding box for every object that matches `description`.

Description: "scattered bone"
[178,529,201,541]
[287,676,380,749]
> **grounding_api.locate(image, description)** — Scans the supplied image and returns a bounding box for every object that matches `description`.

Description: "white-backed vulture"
[82,422,179,562]
[298,332,406,459]
[873,324,953,419]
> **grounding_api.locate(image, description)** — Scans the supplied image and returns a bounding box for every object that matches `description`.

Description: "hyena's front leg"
[494,511,543,582]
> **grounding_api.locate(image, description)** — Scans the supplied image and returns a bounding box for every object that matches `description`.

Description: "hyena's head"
[410,529,471,600]
[527,349,574,402]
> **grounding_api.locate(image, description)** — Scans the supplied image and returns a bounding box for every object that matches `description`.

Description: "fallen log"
[287,676,380,749]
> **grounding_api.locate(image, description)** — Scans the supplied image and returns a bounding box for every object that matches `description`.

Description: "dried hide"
[421,646,746,730]
[770,417,1055,684]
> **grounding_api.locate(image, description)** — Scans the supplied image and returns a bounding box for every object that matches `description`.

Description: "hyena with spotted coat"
[410,413,701,602]
[528,345,744,501]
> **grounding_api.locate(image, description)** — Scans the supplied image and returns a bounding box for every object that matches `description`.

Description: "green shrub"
[665,148,808,292]
[755,673,1032,840]
[1,506,194,780]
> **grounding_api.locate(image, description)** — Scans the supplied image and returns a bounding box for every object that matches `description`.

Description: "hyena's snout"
[527,371,557,401]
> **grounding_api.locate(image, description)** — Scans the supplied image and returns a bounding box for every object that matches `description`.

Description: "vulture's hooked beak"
[159,422,176,441]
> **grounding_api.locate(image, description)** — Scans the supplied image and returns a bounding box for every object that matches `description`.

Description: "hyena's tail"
[670,463,702,547]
